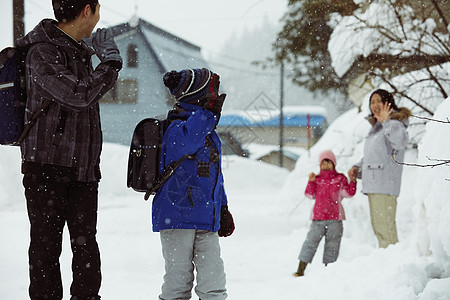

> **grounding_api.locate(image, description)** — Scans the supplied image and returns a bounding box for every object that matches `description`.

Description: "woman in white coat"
[349,89,411,248]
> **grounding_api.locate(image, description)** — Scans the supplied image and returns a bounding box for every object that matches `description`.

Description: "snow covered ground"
[1,99,450,299]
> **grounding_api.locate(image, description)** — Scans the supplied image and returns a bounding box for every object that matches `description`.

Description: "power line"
[22,1,280,77]
[209,59,278,76]
[204,48,279,75]
[242,0,266,18]
[154,43,278,76]
[69,2,280,70]
[205,48,262,65]
[102,1,281,23]
[105,14,279,74]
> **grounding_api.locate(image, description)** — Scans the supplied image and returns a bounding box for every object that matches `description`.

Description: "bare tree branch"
[392,153,450,168]
[390,0,408,39]
[431,32,450,54]
[375,76,435,115]
[425,66,449,98]
[411,115,450,123]
[353,15,403,43]
[431,0,449,29]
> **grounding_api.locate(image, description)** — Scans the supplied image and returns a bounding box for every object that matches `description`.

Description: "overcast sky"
[1,0,287,56]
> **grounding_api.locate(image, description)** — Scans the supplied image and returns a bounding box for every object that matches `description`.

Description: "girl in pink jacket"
[293,150,357,277]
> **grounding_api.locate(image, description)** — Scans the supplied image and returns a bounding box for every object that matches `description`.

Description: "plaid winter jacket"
[15,19,119,182]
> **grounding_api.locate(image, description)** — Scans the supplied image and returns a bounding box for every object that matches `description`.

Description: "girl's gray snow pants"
[298,220,343,264]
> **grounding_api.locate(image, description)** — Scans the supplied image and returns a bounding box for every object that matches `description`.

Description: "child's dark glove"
[218,205,235,237]
[202,73,225,115]
[204,93,226,115]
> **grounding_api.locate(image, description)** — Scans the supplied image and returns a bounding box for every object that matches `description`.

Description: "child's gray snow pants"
[298,220,343,264]
[159,229,227,300]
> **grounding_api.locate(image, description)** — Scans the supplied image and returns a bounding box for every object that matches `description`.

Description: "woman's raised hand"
[375,102,393,123]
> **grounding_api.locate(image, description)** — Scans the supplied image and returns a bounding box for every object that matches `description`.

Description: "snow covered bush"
[413,97,450,270]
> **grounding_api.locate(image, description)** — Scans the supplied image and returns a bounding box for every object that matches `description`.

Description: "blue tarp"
[218,115,254,127]
[263,115,325,127]
[218,114,326,128]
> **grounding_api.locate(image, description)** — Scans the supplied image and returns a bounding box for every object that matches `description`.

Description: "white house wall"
[99,31,173,145]
[96,19,211,146]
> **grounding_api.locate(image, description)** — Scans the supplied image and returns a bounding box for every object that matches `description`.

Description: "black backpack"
[0,45,51,145]
[127,117,194,200]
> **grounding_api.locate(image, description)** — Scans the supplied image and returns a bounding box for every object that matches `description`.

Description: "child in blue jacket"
[154,68,234,300]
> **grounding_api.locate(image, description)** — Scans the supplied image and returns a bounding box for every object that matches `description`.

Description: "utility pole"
[307,113,311,157]
[279,61,284,168]
[13,0,25,42]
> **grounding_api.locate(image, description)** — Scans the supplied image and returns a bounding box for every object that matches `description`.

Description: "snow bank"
[413,97,450,268]
[221,155,289,195]
[0,146,24,209]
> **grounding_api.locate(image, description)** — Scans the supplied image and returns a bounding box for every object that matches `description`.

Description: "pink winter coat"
[305,170,356,220]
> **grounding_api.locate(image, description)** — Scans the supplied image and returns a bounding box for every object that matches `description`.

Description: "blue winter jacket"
[152,103,228,232]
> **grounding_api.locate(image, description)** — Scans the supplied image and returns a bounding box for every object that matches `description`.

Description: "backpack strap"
[13,43,68,146]
[12,99,52,146]
[145,153,196,200]
[149,133,218,198]
[144,111,199,200]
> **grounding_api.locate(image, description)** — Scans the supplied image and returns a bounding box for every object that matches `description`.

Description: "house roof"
[258,150,300,161]
[245,143,306,160]
[109,17,209,73]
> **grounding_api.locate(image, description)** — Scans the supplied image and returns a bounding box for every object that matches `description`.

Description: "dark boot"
[293,260,307,277]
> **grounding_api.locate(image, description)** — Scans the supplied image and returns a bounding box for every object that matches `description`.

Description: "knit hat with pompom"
[163,68,219,106]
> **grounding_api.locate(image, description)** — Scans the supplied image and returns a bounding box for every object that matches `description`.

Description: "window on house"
[101,79,138,103]
[127,44,138,68]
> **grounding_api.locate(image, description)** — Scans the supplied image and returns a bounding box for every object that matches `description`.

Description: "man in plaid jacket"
[15,1,122,299]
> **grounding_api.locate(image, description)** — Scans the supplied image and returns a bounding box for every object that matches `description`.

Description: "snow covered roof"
[283,105,327,116]
[109,18,209,73]
[245,143,307,160]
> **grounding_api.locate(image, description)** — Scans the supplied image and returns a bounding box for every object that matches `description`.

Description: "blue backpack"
[0,46,51,145]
